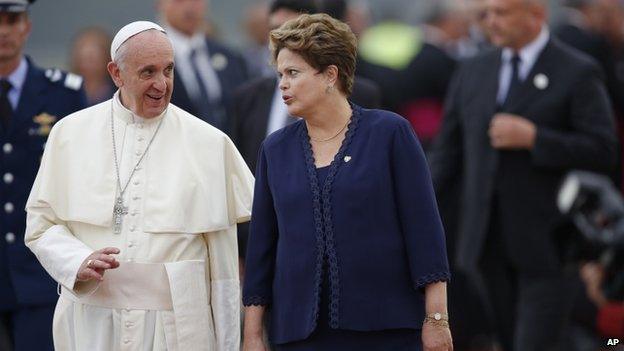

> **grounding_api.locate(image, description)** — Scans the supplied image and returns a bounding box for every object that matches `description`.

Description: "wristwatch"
[423,312,449,327]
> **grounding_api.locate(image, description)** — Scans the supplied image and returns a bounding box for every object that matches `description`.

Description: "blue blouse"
[242,105,450,344]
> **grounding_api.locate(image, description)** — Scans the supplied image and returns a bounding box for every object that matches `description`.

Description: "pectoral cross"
[113,196,128,234]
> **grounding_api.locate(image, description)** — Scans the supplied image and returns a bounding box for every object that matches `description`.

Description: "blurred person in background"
[465,0,493,50]
[0,0,87,350]
[429,0,618,350]
[555,0,624,118]
[580,259,624,339]
[158,0,248,132]
[241,1,274,79]
[242,13,452,351]
[421,0,478,59]
[344,0,372,39]
[69,27,115,106]
[357,2,457,150]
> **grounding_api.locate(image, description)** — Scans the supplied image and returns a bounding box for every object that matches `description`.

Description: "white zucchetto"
[110,21,167,61]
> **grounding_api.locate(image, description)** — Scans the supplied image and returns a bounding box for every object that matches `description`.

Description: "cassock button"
[135,150,141,156]
[138,124,144,129]
[133,180,140,186]
[137,136,144,142]
[128,241,135,247]
[132,196,140,201]
[125,321,133,328]
[5,232,15,244]
[3,173,14,184]
[123,339,131,344]
[2,143,12,154]
[4,202,14,213]
[130,226,136,232]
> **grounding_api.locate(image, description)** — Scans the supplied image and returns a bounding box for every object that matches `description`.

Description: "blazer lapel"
[482,51,502,120]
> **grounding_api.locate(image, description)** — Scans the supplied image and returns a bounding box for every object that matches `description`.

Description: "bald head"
[483,0,547,50]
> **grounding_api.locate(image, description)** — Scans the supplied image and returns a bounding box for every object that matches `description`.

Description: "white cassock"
[24,92,254,351]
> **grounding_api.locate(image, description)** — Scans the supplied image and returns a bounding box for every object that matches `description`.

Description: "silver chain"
[110,99,165,198]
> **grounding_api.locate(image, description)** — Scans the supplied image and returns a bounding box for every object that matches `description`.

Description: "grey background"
[25,0,559,70]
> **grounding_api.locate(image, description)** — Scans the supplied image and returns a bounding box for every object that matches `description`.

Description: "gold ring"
[86,259,94,267]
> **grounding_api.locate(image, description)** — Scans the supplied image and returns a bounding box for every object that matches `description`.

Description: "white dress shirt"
[497,26,550,104]
[266,77,290,136]
[167,26,222,103]
[4,57,28,109]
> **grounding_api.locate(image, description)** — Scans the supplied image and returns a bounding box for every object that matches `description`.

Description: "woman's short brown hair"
[269,13,357,96]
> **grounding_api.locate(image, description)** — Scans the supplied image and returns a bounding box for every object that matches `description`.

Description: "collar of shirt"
[166,25,208,58]
[3,57,28,109]
[501,26,550,81]
[112,90,168,125]
[267,76,289,136]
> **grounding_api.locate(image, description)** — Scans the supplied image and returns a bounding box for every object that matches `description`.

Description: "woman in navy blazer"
[242,13,452,351]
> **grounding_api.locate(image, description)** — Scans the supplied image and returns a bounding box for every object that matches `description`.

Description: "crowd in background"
[3,0,624,350]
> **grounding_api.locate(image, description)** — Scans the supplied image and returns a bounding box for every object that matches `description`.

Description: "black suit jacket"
[555,23,624,115]
[429,38,617,275]
[171,37,248,133]
[231,75,381,173]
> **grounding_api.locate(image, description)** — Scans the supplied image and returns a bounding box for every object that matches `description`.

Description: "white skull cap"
[110,21,167,61]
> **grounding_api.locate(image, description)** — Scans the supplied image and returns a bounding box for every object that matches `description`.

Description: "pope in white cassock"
[23,21,254,351]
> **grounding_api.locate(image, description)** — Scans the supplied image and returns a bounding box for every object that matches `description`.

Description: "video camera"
[558,171,624,300]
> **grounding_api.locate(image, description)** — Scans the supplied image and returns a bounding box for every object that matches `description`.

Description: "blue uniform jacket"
[0,57,87,308]
[242,105,450,344]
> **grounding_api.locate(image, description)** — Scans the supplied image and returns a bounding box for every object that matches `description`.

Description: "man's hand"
[76,247,121,282]
[488,113,537,150]
[580,262,608,307]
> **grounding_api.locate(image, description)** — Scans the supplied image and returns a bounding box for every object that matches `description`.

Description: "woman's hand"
[422,322,453,351]
[76,247,120,282]
[242,334,268,351]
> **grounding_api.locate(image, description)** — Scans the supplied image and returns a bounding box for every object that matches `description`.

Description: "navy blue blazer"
[0,57,87,308]
[242,105,450,344]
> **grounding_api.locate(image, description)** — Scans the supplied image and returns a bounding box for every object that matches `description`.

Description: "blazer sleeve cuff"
[242,295,271,307]
[415,271,451,290]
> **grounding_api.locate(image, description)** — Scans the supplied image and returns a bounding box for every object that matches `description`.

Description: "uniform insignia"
[211,53,228,71]
[45,68,62,83]
[344,155,352,163]
[64,73,83,91]
[533,73,549,90]
[33,113,57,136]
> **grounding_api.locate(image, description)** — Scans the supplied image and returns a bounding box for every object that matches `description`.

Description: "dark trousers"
[478,206,575,351]
[0,305,55,351]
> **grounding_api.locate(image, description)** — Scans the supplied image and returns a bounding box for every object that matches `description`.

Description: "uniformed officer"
[0,1,86,350]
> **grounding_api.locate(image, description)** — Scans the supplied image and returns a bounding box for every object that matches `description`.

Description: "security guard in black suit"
[0,1,87,350]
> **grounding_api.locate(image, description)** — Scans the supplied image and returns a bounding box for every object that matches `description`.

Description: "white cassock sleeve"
[205,227,240,351]
[24,125,97,296]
